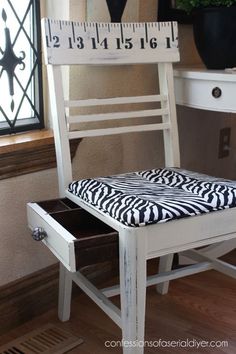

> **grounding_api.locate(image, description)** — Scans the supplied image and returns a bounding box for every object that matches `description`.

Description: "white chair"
[42,18,236,354]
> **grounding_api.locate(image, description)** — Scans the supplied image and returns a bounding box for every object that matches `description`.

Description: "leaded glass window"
[0,0,43,135]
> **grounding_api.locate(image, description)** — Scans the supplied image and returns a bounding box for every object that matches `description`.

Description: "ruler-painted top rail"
[41,18,179,65]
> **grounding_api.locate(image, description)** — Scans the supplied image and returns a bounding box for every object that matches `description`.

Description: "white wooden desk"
[174,67,236,261]
[174,67,236,113]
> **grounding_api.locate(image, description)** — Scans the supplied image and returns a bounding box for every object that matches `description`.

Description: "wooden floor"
[0,259,235,353]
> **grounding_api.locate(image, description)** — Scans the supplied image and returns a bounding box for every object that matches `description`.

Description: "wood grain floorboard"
[0,262,235,353]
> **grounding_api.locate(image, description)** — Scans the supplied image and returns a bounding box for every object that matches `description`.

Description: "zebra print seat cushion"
[68,168,236,227]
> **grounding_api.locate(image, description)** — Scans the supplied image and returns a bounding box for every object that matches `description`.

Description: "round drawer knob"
[32,227,47,241]
[212,87,222,98]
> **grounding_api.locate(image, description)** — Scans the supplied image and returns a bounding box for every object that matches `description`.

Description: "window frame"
[0,0,44,135]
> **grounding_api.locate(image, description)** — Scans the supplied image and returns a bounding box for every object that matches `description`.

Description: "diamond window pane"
[0,0,43,134]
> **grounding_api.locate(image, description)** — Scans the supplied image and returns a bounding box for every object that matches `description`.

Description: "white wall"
[0,170,58,286]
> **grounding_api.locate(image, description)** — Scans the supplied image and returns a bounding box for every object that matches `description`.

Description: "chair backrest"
[42,18,181,197]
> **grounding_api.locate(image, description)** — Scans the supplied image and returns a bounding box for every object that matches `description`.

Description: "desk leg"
[119,231,147,354]
[58,263,73,321]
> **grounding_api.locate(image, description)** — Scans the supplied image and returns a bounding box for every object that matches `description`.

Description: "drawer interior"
[39,198,117,240]
[38,198,79,213]
[51,208,117,239]
[37,198,119,269]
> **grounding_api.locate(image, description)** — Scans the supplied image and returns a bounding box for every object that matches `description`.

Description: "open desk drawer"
[27,198,118,272]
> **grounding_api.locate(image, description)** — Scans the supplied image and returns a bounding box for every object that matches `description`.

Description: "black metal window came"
[0,0,43,135]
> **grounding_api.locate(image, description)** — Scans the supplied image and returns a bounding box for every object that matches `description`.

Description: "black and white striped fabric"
[68,168,236,227]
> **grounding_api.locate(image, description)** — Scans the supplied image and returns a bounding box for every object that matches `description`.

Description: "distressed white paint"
[65,94,167,107]
[47,65,73,195]
[102,261,213,298]
[41,19,179,65]
[180,238,236,265]
[27,202,76,272]
[68,123,171,139]
[58,263,73,321]
[67,108,169,124]
[118,229,147,354]
[72,271,121,327]
[156,254,174,295]
[159,63,180,168]
[184,250,236,279]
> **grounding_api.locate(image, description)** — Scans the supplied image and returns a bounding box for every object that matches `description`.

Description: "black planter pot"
[193,6,236,69]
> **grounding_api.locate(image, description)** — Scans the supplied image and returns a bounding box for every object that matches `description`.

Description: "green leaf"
[176,0,236,13]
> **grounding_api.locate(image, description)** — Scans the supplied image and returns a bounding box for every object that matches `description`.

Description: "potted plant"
[177,0,236,69]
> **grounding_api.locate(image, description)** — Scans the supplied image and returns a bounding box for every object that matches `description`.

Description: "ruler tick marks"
[48,19,52,42]
[71,22,75,42]
[95,23,100,43]
[145,23,148,43]
[43,19,178,55]
[171,22,174,42]
[120,24,124,44]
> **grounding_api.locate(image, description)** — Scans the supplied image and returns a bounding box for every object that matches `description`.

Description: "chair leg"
[119,231,147,354]
[58,263,73,322]
[156,254,174,295]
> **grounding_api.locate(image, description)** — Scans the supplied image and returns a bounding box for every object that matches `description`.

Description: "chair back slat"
[67,108,169,125]
[64,94,167,108]
[69,122,171,140]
